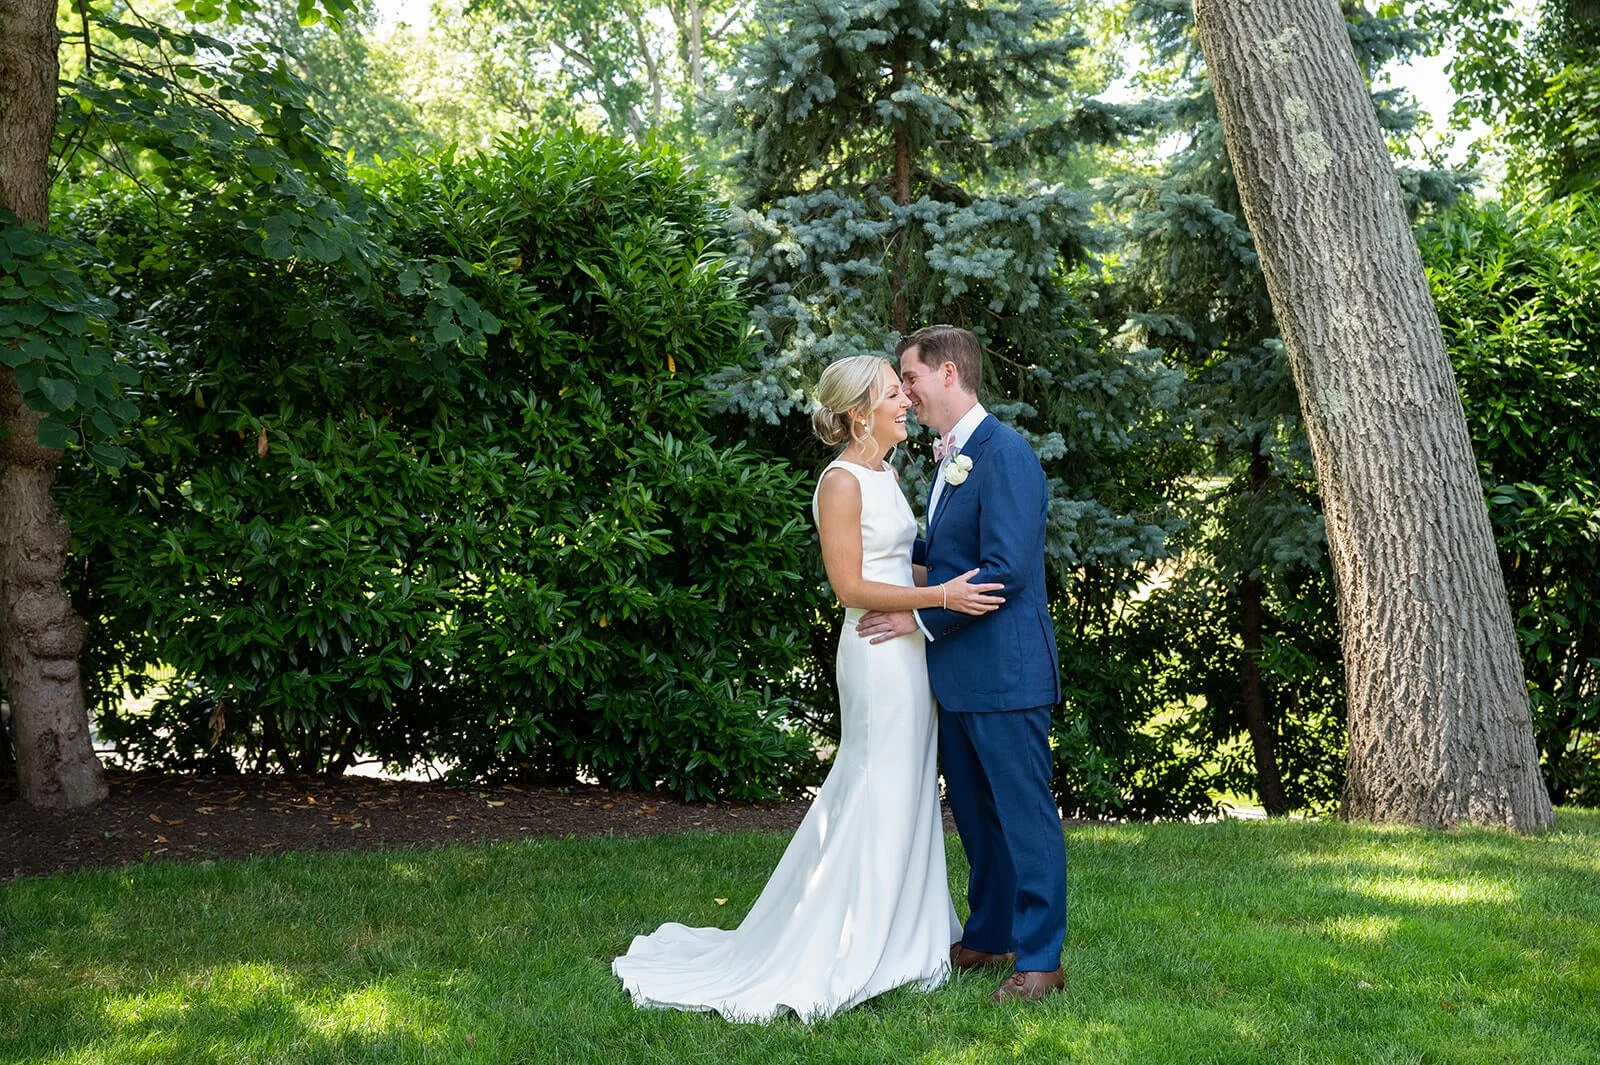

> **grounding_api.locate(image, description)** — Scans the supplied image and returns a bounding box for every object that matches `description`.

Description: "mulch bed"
[3,771,815,882]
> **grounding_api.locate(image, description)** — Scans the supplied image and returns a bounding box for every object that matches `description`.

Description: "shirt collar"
[948,403,987,451]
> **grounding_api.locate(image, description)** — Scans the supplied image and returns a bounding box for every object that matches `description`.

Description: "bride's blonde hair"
[811,355,891,451]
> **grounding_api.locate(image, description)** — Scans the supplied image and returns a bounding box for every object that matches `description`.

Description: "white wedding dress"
[613,459,961,1023]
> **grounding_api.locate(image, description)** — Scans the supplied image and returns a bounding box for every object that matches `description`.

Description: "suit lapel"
[927,415,996,541]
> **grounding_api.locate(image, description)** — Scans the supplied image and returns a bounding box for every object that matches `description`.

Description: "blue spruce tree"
[714,0,1209,817]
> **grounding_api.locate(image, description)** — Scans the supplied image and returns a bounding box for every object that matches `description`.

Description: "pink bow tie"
[931,432,957,462]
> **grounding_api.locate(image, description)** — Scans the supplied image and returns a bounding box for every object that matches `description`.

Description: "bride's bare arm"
[816,468,1003,614]
[912,564,928,587]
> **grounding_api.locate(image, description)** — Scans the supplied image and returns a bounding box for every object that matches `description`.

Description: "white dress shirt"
[927,403,987,522]
[919,403,987,641]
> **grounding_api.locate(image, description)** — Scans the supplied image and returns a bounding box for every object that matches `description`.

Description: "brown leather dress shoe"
[949,942,1016,972]
[991,968,1064,1002]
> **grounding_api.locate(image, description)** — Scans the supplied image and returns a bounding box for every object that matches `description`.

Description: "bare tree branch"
[623,4,663,125]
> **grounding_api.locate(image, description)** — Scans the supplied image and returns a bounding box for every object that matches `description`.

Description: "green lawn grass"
[4,811,1598,1065]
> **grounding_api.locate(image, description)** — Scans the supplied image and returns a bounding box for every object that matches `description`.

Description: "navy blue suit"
[913,414,1066,972]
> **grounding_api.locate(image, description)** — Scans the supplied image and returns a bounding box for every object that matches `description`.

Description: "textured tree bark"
[1193,0,1553,830]
[0,0,108,808]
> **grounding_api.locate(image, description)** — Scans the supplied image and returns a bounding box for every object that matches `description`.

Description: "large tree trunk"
[0,0,107,809]
[1193,0,1554,830]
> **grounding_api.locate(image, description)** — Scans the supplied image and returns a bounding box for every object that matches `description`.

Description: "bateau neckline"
[833,458,892,474]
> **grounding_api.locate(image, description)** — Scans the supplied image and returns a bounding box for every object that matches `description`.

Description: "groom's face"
[898,346,950,432]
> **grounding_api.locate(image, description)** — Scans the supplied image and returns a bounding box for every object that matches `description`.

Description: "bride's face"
[862,365,912,449]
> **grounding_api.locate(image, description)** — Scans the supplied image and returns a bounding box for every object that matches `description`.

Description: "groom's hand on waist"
[857,610,918,645]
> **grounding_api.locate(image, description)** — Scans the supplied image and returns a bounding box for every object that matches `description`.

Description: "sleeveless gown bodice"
[612,459,959,1023]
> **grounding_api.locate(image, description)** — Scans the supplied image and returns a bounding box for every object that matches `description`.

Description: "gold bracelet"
[941,581,948,610]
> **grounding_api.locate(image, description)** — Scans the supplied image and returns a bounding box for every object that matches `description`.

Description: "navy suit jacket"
[913,415,1060,713]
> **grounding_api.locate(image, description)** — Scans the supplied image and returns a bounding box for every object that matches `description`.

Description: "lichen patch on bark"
[1292,130,1332,173]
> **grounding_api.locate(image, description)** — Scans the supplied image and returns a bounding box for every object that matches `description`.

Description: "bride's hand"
[942,568,1005,616]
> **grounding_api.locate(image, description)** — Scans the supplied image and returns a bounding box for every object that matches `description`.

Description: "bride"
[612,354,1005,1023]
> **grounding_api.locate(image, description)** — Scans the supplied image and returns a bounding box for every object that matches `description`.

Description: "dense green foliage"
[1422,196,1600,806]
[7,813,1600,1061]
[1439,0,1600,198]
[0,215,132,464]
[3,0,1595,811]
[47,22,820,797]
[714,0,1204,818]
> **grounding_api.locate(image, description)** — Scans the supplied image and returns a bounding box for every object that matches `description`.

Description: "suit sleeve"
[913,437,1047,639]
[912,537,927,568]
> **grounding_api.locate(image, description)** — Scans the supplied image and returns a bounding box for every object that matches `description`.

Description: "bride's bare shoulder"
[816,464,862,511]
[818,464,860,492]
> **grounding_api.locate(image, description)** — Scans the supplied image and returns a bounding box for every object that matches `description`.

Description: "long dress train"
[612,459,960,1023]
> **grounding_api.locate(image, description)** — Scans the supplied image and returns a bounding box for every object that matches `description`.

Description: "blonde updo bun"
[811,355,891,451]
[810,406,853,448]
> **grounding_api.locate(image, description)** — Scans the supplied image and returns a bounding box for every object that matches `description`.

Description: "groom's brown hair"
[896,325,982,395]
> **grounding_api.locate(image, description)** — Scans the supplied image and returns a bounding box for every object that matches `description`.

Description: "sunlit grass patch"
[3,811,1597,1064]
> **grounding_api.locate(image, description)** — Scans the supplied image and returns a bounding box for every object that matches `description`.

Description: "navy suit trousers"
[939,704,1067,973]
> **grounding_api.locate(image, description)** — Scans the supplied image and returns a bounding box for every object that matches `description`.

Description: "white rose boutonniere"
[943,452,974,486]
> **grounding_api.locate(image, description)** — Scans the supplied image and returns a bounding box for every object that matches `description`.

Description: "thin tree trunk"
[680,0,705,125]
[889,56,911,334]
[1240,574,1289,816]
[663,1,706,124]
[0,0,107,809]
[0,708,15,783]
[688,2,704,92]
[625,6,664,130]
[1241,442,1289,816]
[259,707,296,773]
[1193,0,1554,830]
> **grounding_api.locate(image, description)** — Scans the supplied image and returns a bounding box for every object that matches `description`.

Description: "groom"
[857,325,1067,1002]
